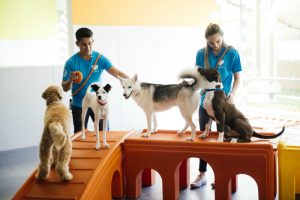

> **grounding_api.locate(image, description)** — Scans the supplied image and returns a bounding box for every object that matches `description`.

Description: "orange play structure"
[13,129,281,200]
[124,130,278,200]
[13,130,134,200]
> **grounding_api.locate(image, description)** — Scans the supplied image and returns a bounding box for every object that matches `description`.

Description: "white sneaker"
[190,174,207,189]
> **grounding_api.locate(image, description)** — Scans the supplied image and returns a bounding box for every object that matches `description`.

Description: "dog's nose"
[98,96,102,100]
[123,94,126,97]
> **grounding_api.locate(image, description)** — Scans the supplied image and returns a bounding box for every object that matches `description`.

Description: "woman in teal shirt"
[190,23,242,189]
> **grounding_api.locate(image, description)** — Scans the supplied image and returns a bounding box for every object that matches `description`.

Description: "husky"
[118,72,204,141]
[180,67,285,142]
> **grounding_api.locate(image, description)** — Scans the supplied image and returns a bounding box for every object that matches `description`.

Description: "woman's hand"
[226,93,234,104]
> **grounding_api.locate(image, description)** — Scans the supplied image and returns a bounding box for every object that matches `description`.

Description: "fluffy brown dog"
[36,85,73,181]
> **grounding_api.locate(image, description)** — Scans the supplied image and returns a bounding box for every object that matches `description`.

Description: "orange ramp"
[13,130,134,200]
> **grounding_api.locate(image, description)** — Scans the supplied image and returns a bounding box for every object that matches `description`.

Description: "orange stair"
[124,130,278,200]
[13,130,134,200]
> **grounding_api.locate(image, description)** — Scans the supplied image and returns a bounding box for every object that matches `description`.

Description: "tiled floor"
[0,146,38,200]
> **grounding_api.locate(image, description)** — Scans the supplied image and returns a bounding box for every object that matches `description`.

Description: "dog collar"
[201,88,222,96]
[47,100,60,106]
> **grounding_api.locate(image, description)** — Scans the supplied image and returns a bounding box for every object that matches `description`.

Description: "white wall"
[89,25,204,133]
[0,25,204,151]
[0,66,67,151]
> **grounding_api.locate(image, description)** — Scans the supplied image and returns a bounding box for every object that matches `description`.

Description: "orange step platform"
[124,130,278,200]
[13,130,134,200]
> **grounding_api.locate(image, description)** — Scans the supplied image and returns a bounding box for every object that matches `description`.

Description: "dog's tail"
[85,83,93,93]
[178,67,204,91]
[252,126,285,139]
[49,122,67,150]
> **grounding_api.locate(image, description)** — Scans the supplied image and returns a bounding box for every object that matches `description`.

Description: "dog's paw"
[61,172,73,181]
[142,133,150,138]
[103,143,110,148]
[35,172,48,181]
[177,130,184,136]
[65,173,73,181]
[61,172,73,182]
[81,134,86,140]
[217,136,224,142]
[199,133,208,139]
[150,129,157,134]
[95,143,101,150]
[185,137,194,141]
[36,165,50,181]
[230,138,237,143]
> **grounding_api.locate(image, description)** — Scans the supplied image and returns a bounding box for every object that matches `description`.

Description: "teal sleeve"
[232,51,242,73]
[196,49,205,67]
[98,55,113,70]
[62,60,72,81]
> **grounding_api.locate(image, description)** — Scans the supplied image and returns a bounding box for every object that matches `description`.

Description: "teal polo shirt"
[196,46,242,107]
[62,51,112,107]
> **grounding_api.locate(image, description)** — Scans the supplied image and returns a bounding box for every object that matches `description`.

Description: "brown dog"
[36,85,73,181]
[181,67,285,142]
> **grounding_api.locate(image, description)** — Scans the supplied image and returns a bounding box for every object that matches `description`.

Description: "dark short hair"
[75,27,93,41]
[205,23,223,39]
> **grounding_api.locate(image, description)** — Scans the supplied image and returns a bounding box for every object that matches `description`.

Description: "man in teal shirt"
[62,27,128,133]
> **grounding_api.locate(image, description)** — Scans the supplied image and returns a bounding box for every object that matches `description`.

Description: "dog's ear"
[104,84,112,93]
[56,89,62,100]
[132,74,138,82]
[197,67,204,73]
[215,73,219,81]
[197,67,205,76]
[213,70,219,81]
[91,84,100,92]
[42,91,47,99]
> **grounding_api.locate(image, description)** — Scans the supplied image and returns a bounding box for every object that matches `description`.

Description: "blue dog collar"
[201,88,222,96]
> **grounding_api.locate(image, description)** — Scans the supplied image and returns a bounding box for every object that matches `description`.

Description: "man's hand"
[62,72,77,92]
[70,71,78,82]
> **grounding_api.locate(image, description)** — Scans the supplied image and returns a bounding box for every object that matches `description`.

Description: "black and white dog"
[118,73,204,141]
[81,83,112,149]
[180,67,285,142]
